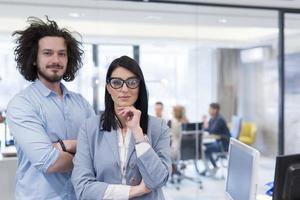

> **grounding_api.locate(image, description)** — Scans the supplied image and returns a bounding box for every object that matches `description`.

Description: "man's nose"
[51,54,59,64]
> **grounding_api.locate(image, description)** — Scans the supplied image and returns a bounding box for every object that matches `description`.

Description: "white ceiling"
[0,0,299,48]
[162,0,300,9]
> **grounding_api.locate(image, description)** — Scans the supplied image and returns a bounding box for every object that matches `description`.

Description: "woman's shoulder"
[148,115,165,125]
[148,115,169,132]
[85,115,101,124]
[82,115,101,133]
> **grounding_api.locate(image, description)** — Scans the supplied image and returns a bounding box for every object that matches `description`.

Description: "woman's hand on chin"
[117,106,141,129]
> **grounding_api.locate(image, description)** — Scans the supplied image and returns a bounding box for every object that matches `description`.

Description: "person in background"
[6,17,95,199]
[202,103,231,176]
[168,105,188,182]
[0,112,4,123]
[72,56,171,200]
[0,111,4,149]
[154,101,164,119]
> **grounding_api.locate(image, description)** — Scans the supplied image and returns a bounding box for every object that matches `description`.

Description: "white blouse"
[103,129,150,200]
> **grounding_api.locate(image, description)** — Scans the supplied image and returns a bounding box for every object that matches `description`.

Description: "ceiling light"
[69,12,84,18]
[218,18,228,24]
[146,15,161,20]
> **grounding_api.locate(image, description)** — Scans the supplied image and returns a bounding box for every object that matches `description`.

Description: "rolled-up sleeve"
[71,120,109,200]
[6,96,59,173]
[136,120,172,190]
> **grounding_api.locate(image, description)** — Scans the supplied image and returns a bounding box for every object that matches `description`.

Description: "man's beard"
[37,65,64,83]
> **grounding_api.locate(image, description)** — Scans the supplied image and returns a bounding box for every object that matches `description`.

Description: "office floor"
[163,157,275,200]
[0,156,275,200]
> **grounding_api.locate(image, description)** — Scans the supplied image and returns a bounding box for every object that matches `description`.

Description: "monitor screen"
[273,154,300,200]
[226,138,260,200]
[181,122,203,132]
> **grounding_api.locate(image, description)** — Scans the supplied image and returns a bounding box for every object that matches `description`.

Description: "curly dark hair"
[12,16,83,82]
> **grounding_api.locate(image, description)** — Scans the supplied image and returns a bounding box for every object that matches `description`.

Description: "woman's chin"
[116,102,134,107]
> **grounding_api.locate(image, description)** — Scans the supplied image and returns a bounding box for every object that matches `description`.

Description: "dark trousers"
[204,142,221,168]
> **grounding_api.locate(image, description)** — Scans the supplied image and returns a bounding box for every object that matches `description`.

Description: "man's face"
[155,104,163,118]
[36,36,68,83]
[209,107,218,118]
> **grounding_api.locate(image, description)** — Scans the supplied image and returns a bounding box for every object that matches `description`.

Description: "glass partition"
[284,13,300,154]
[0,1,280,157]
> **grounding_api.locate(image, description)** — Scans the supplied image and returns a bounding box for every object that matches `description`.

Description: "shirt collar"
[60,83,71,97]
[34,79,70,97]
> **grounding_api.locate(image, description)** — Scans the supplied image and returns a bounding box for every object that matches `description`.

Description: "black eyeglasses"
[107,77,140,89]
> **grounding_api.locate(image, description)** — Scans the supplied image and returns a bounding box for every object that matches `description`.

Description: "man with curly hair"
[6,16,95,200]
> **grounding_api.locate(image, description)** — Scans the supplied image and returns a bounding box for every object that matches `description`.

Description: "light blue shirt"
[6,79,95,200]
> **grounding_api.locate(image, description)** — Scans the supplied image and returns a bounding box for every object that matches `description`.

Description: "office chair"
[169,123,203,190]
[213,139,229,179]
[239,122,257,145]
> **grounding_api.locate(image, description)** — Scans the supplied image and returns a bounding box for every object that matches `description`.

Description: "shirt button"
[131,177,137,184]
[130,163,135,168]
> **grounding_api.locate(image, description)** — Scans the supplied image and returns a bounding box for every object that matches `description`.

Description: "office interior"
[0,0,300,199]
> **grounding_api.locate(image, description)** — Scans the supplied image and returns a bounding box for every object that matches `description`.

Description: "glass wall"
[284,13,300,154]
[0,1,281,156]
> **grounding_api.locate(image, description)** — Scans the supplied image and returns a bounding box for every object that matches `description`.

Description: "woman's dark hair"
[101,55,149,134]
[12,16,83,82]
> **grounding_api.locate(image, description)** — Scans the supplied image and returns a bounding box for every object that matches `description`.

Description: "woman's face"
[107,66,140,108]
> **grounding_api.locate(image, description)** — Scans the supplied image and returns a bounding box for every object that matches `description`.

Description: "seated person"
[168,105,188,181]
[202,103,231,176]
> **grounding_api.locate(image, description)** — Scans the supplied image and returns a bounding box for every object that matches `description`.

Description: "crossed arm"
[6,98,77,174]
[48,140,77,173]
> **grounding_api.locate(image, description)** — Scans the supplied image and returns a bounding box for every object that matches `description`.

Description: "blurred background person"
[0,112,4,123]
[202,114,208,130]
[154,101,164,119]
[202,103,231,176]
[168,105,188,182]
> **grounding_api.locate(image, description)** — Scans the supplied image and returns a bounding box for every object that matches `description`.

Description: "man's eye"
[59,53,67,57]
[43,52,51,56]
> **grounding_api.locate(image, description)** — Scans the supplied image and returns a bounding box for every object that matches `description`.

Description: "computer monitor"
[225,138,260,200]
[273,154,300,200]
[180,122,203,160]
[181,122,203,133]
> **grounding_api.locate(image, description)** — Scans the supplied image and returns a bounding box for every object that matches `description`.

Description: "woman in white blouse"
[71,55,171,200]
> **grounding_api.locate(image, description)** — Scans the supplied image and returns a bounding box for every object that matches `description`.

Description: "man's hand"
[63,140,77,154]
[206,134,221,140]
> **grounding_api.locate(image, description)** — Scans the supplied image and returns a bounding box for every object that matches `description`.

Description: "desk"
[257,194,272,200]
[0,156,17,200]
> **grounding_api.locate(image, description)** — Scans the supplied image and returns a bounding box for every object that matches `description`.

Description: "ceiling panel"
[0,0,298,48]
